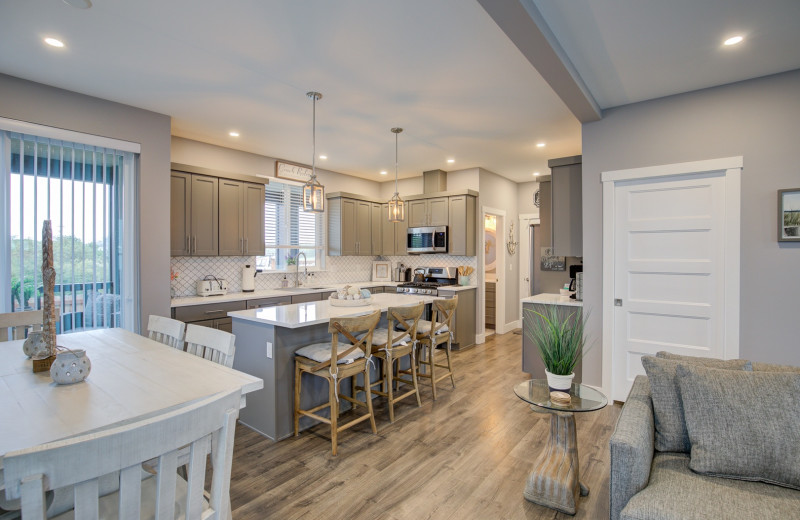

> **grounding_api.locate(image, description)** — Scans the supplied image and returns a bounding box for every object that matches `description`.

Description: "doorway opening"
[481,206,505,339]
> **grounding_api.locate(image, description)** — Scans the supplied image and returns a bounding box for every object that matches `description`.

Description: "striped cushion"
[295,342,364,364]
[358,328,408,347]
[414,319,449,335]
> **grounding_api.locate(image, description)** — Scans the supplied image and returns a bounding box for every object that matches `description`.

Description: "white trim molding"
[600,156,743,400]
[0,117,141,153]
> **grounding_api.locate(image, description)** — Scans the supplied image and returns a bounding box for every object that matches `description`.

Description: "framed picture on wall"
[778,188,800,242]
[540,247,566,271]
[372,261,392,282]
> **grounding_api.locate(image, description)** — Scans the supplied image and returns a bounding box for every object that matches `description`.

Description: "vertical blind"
[260,181,325,270]
[5,131,128,332]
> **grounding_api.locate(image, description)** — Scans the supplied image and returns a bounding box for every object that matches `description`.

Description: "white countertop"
[437,284,477,292]
[171,281,401,308]
[229,292,437,328]
[520,293,583,307]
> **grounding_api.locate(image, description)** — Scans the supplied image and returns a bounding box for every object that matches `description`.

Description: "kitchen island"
[229,292,435,441]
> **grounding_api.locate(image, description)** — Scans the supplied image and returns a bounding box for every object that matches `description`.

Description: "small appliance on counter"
[242,264,260,293]
[568,265,583,300]
[196,276,228,297]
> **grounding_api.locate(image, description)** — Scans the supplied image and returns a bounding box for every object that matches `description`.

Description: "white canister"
[50,349,91,385]
[242,264,256,292]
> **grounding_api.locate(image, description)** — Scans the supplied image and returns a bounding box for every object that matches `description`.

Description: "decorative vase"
[545,370,574,392]
[23,331,49,358]
[459,275,469,286]
[50,349,91,385]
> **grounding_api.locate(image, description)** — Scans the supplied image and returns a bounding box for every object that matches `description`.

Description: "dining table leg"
[523,409,584,515]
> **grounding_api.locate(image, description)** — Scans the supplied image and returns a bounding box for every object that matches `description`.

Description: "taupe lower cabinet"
[170,172,218,256]
[408,197,449,227]
[328,197,375,256]
[219,179,265,256]
[173,300,246,333]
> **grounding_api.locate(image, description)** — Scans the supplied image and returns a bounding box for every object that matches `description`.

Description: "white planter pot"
[545,370,574,392]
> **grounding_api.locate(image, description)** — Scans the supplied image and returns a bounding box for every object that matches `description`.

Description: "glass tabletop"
[514,379,608,413]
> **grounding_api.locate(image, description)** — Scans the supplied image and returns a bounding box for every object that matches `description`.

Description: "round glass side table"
[514,379,607,515]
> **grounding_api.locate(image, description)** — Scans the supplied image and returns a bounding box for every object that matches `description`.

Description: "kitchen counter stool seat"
[359,302,425,423]
[414,296,458,400]
[293,310,381,455]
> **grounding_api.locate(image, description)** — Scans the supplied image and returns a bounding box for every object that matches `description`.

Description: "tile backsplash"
[170,254,478,296]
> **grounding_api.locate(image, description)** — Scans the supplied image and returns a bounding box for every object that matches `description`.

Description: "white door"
[609,161,740,402]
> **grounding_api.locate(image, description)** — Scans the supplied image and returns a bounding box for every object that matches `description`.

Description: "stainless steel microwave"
[407,226,448,254]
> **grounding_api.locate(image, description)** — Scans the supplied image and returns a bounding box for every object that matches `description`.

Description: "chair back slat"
[184,324,236,368]
[312,310,380,373]
[147,315,186,350]
[3,390,241,520]
[387,302,425,347]
[0,310,44,342]
[431,296,458,336]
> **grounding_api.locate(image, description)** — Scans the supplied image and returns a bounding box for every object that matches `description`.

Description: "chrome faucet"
[295,252,307,287]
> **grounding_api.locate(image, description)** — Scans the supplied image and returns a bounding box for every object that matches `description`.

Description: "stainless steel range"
[396,267,458,296]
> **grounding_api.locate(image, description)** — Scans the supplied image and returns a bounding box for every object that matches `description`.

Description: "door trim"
[481,206,506,334]
[600,156,742,400]
[518,214,540,326]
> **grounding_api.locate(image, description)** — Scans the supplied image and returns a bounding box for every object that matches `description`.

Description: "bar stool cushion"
[414,319,449,335]
[295,342,364,364]
[358,328,407,348]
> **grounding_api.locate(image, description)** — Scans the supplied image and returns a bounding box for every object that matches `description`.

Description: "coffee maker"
[568,264,583,299]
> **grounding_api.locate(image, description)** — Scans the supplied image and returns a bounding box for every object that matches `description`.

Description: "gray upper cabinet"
[548,155,582,257]
[380,203,408,256]
[408,197,449,227]
[170,172,191,256]
[171,169,264,257]
[219,179,265,256]
[448,194,476,256]
[370,203,382,255]
[328,197,373,256]
[189,174,218,256]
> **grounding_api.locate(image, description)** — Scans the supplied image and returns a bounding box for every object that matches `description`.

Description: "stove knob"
[408,288,416,294]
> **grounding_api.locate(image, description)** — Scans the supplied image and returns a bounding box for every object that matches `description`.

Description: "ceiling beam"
[477,0,602,122]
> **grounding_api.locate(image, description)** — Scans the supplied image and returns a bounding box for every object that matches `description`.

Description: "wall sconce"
[506,221,518,255]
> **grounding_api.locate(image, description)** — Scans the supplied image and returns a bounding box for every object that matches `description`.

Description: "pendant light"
[388,127,405,222]
[303,91,325,212]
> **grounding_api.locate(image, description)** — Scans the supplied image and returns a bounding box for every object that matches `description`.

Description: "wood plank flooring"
[229,331,622,520]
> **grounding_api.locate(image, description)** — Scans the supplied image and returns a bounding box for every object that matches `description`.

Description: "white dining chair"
[2,388,241,520]
[184,324,236,368]
[0,310,44,342]
[147,314,186,350]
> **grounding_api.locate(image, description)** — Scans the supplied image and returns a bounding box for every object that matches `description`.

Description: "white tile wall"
[170,254,478,296]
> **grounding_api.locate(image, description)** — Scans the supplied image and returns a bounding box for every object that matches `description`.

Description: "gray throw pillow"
[676,364,800,490]
[641,355,751,453]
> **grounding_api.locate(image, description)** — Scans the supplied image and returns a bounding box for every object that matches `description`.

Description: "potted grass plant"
[524,305,589,391]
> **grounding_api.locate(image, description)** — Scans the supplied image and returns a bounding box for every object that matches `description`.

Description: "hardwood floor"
[229,331,622,520]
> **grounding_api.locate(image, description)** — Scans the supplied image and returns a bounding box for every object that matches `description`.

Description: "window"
[1,129,138,332]
[256,180,325,271]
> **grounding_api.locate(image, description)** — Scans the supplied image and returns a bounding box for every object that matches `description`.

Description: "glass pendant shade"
[303,178,324,212]
[388,194,405,222]
[303,91,325,213]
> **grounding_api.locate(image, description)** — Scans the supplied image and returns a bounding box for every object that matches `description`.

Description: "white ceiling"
[1,1,798,185]
[0,0,579,183]
[530,0,800,109]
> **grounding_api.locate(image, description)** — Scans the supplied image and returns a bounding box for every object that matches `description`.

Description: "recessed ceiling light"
[228,131,240,137]
[44,37,64,48]
[319,155,327,160]
[724,35,744,46]
[533,172,540,176]
[447,159,455,164]
[536,142,545,148]
[380,171,388,175]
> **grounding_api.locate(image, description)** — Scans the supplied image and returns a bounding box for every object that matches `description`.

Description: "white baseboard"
[476,333,486,344]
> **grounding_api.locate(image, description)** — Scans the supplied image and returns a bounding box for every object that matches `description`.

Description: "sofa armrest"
[609,375,655,520]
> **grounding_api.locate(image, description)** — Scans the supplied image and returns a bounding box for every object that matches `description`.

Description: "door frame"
[518,214,540,323]
[480,206,506,337]
[600,156,742,399]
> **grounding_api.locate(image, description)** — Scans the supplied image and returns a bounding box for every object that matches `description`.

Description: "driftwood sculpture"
[41,220,57,357]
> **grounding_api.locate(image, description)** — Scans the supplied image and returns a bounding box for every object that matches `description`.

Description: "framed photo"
[275,160,312,183]
[372,260,392,282]
[540,247,566,271]
[779,188,800,242]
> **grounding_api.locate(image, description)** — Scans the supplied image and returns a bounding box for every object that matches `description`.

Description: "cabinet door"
[408,200,428,227]
[340,199,358,256]
[355,200,372,256]
[218,179,243,256]
[448,195,475,256]
[370,203,383,255]
[394,213,408,254]
[550,162,583,257]
[381,204,395,255]
[243,182,265,256]
[190,175,218,256]
[428,197,449,226]
[170,172,191,256]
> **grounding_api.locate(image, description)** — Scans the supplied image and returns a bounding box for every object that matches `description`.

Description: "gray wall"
[582,69,800,385]
[0,74,172,330]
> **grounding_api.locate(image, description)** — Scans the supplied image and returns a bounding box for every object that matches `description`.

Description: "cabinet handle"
[245,237,249,254]
[185,235,189,253]
[204,309,226,314]
[192,236,197,254]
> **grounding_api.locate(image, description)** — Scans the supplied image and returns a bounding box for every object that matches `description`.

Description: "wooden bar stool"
[415,296,458,400]
[293,310,381,455]
[359,302,424,423]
